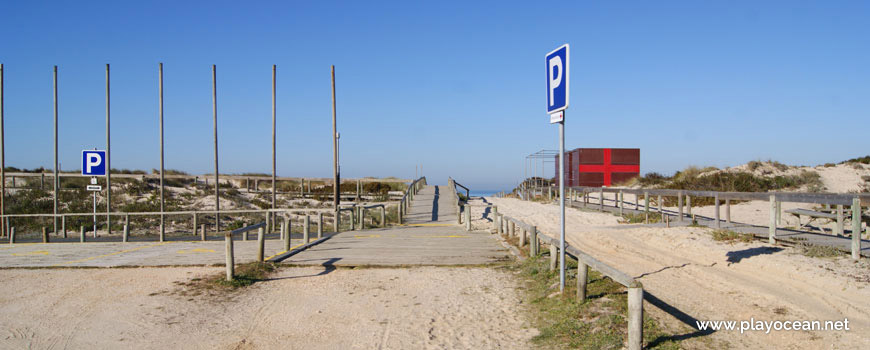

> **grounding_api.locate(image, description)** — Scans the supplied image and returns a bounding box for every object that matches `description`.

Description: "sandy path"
[0,266,536,349]
[489,197,870,349]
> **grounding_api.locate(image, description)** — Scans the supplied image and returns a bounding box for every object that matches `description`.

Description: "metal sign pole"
[558,117,566,292]
[92,177,97,238]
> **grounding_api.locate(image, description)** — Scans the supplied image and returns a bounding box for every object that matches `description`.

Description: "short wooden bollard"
[852,198,861,260]
[225,232,234,281]
[519,227,526,247]
[42,227,49,243]
[349,209,355,231]
[530,226,538,256]
[80,226,85,243]
[358,207,365,229]
[577,262,588,301]
[492,206,499,231]
[496,214,503,234]
[379,207,385,228]
[464,204,471,231]
[283,217,291,251]
[619,191,624,216]
[303,215,310,244]
[257,227,265,262]
[318,212,324,238]
[549,244,558,271]
[192,213,197,237]
[200,224,206,241]
[836,205,844,236]
[768,195,777,244]
[9,227,15,244]
[397,202,403,225]
[122,224,129,242]
[627,286,644,350]
[61,216,66,238]
[510,221,515,237]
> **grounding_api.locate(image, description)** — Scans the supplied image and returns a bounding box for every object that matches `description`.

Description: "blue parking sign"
[546,44,569,114]
[81,150,107,176]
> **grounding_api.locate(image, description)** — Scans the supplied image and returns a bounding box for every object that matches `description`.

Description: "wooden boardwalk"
[280,185,510,266]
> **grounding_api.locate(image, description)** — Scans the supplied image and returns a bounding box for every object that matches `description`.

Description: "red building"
[555,148,640,187]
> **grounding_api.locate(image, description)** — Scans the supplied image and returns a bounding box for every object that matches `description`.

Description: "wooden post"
[628,286,644,350]
[852,198,861,260]
[465,204,471,231]
[318,212,324,238]
[380,206,385,228]
[519,227,526,247]
[283,216,291,251]
[836,205,844,236]
[200,224,206,241]
[80,225,84,243]
[769,194,776,244]
[530,225,538,256]
[644,192,650,224]
[123,224,129,242]
[577,262,588,301]
[42,226,48,243]
[510,221,515,237]
[725,199,731,224]
[225,232,234,281]
[598,187,604,211]
[619,190,624,216]
[257,227,265,262]
[61,216,66,238]
[243,222,249,241]
[715,193,720,229]
[549,244,557,271]
[678,191,684,221]
[303,215,310,244]
[496,214,503,234]
[9,227,14,244]
[492,206,498,231]
[686,195,692,217]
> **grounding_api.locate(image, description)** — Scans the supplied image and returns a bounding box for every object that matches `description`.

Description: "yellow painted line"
[12,250,51,256]
[176,248,216,254]
[353,234,381,238]
[52,242,170,267]
[263,242,308,261]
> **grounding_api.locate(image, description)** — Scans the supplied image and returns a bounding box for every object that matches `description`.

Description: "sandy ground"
[486,197,870,349]
[0,266,536,349]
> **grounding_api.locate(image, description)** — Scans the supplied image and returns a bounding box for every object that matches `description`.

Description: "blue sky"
[1,1,868,191]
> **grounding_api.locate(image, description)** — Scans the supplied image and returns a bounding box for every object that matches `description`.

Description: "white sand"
[0,266,536,349]
[489,197,870,349]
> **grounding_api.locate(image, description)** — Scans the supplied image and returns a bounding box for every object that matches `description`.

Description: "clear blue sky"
[1,1,868,191]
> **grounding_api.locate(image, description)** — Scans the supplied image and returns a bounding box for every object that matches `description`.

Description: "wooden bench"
[786,208,869,235]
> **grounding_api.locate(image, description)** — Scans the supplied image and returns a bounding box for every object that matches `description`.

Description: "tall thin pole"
[0,64,4,237]
[271,65,276,223]
[158,63,165,241]
[105,64,111,236]
[558,118,566,292]
[212,65,220,232]
[53,66,58,235]
[331,66,339,209]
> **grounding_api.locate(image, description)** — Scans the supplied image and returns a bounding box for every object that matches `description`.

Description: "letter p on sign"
[545,44,569,114]
[81,150,107,176]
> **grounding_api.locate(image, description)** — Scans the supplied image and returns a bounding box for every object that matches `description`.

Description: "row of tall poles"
[0,63,339,237]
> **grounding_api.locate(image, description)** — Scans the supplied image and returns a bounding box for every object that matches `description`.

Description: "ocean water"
[469,190,498,198]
